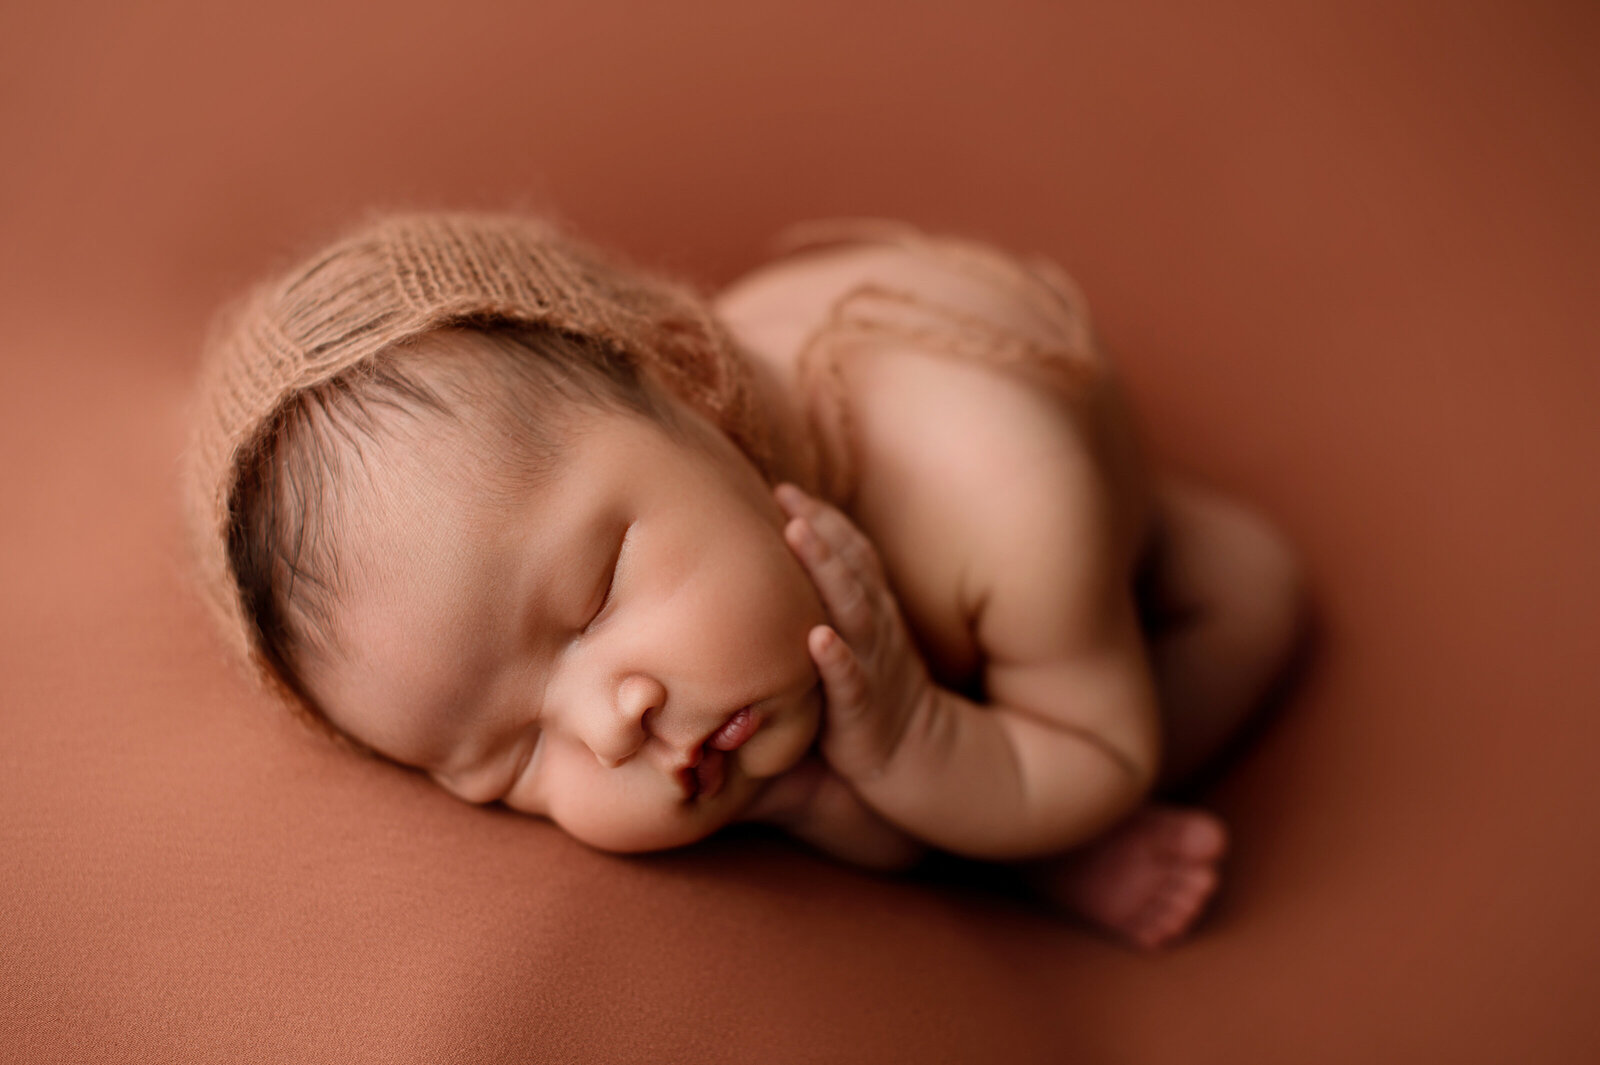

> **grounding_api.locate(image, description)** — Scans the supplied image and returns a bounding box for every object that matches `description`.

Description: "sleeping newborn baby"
[186,212,1305,950]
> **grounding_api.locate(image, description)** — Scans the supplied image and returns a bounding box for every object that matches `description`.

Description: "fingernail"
[774,482,806,509]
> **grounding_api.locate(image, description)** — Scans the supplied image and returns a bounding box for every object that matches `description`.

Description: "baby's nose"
[591,673,667,768]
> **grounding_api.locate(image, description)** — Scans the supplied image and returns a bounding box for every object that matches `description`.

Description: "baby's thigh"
[1136,478,1306,655]
[1133,478,1309,786]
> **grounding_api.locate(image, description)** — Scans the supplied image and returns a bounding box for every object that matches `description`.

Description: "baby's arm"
[740,753,927,872]
[777,484,1160,862]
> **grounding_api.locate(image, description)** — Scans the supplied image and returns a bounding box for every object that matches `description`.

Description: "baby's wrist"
[827,680,943,788]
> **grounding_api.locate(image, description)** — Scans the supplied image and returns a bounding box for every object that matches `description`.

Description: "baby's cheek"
[774,534,830,632]
[544,768,718,854]
[757,696,823,776]
[717,522,824,631]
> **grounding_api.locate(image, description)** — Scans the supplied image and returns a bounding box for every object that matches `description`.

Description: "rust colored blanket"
[3,2,1596,1061]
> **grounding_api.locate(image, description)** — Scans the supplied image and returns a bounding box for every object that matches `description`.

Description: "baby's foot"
[1022,804,1228,950]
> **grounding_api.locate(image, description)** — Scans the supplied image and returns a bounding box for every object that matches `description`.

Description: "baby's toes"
[1130,865,1221,951]
[1021,803,1229,950]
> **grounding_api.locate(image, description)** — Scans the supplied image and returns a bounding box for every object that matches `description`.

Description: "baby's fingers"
[784,510,876,643]
[774,484,884,586]
[808,625,888,778]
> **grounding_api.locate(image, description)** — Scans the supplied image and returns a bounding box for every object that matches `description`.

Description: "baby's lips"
[675,708,752,801]
[692,747,726,801]
[707,707,756,752]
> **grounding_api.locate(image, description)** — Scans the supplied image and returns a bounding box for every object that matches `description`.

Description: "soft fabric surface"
[4,2,1597,1062]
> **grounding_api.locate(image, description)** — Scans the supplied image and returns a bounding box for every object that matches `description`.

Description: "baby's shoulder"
[718,237,1153,673]
[716,237,1076,363]
[715,236,1131,486]
[845,340,1155,687]
[846,336,1140,583]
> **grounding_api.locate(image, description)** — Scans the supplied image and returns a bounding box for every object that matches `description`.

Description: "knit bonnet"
[184,210,767,709]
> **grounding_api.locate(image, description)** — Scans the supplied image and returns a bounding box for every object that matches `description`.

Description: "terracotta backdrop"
[3,1,1597,1062]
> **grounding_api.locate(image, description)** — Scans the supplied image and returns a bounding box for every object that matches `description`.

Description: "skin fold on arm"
[776,482,1161,862]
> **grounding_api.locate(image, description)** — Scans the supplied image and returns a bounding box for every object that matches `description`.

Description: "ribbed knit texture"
[184,211,766,682]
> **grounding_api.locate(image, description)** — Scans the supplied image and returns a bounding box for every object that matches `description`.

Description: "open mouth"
[679,706,761,802]
[684,747,726,802]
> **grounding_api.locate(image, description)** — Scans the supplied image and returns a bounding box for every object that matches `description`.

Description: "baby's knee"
[1156,479,1309,661]
[1225,503,1310,670]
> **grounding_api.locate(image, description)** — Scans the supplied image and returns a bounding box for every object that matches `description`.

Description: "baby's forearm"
[743,755,928,871]
[773,482,1160,861]
[852,684,1157,861]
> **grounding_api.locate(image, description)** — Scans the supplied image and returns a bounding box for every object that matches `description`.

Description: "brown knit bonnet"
[185,210,768,714]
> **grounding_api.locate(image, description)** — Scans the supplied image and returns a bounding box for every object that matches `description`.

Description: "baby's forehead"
[332,329,576,493]
[304,408,538,723]
[305,398,642,745]
[374,327,534,416]
[303,323,679,653]
[314,335,654,619]
[326,382,549,564]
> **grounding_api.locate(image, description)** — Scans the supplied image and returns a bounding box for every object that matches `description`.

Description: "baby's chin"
[563,738,818,854]
[557,790,750,854]
[554,685,824,855]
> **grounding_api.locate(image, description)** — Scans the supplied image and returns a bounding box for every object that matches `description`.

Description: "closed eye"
[583,561,617,633]
[581,521,631,634]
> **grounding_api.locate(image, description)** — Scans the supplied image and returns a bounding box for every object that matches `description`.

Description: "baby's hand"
[775,484,937,784]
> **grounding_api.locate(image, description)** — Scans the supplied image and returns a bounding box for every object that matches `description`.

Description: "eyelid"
[581,521,631,635]
[581,556,618,634]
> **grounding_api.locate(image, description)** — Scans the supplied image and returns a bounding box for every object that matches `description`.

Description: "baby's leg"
[1015,480,1305,947]
[1137,476,1310,790]
[1015,804,1229,950]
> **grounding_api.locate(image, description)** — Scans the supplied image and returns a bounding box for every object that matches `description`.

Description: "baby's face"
[305,381,826,852]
